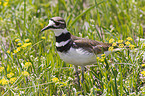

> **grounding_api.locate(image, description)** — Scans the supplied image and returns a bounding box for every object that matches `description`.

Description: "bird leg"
[74,66,80,89]
[81,66,84,84]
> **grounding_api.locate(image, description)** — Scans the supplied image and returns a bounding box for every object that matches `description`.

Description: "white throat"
[48,19,68,36]
[53,28,68,36]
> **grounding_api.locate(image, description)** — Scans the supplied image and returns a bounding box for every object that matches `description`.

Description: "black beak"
[40,25,50,32]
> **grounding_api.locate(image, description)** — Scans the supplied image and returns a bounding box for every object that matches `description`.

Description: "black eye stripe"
[50,19,65,24]
[55,22,60,25]
[49,18,66,28]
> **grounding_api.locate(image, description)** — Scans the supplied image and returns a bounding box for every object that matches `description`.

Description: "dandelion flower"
[125,41,131,46]
[112,43,117,46]
[96,57,100,60]
[14,50,17,53]
[127,37,133,41]
[0,67,4,72]
[40,23,44,28]
[16,47,21,52]
[119,44,124,48]
[3,2,8,6]
[41,37,46,39]
[7,50,10,54]
[129,44,135,49]
[10,77,17,84]
[109,38,115,43]
[59,82,67,87]
[108,46,114,51]
[22,43,28,48]
[15,39,20,42]
[0,78,9,85]
[52,77,59,82]
[118,40,123,43]
[25,39,30,42]
[101,54,105,57]
[0,2,2,5]
[24,62,32,68]
[27,43,32,46]
[141,71,145,76]
[22,71,29,76]
[22,43,32,48]
[17,43,22,46]
[141,64,145,67]
[99,58,105,62]
[143,43,145,48]
[7,72,14,78]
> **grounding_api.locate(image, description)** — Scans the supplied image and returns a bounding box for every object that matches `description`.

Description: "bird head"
[41,17,66,32]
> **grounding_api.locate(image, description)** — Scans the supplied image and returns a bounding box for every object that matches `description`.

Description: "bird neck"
[53,28,68,36]
[54,28,73,52]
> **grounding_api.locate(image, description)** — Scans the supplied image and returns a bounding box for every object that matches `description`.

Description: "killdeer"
[41,17,119,87]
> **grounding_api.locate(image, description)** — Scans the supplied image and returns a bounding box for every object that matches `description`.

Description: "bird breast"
[57,47,97,66]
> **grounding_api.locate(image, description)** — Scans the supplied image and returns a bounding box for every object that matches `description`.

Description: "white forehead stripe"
[56,39,71,47]
[48,20,55,26]
[58,21,65,23]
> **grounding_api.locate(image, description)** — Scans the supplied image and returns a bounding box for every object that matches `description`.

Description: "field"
[0,0,145,95]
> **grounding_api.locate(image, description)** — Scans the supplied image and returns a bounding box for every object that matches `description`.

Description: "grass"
[0,0,145,95]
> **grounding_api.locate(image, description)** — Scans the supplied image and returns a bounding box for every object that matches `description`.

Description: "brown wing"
[72,36,112,54]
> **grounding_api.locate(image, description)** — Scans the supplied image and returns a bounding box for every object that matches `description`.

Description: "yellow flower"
[127,37,133,41]
[41,37,46,39]
[40,23,44,28]
[59,82,67,87]
[143,43,145,48]
[141,64,145,67]
[10,77,17,84]
[99,58,104,62]
[108,46,114,51]
[15,39,20,42]
[101,54,105,57]
[7,50,10,53]
[22,71,29,76]
[7,65,10,72]
[6,0,9,2]
[16,47,21,52]
[129,44,135,49]
[109,38,115,43]
[141,71,145,76]
[125,41,131,46]
[0,78,9,85]
[22,43,32,48]
[118,40,123,43]
[17,43,22,46]
[22,43,28,48]
[24,62,32,68]
[96,57,100,60]
[25,39,30,42]
[52,77,59,82]
[14,50,17,53]
[3,2,8,6]
[119,44,124,48]
[7,72,14,78]
[27,43,32,46]
[0,67,4,72]
[112,43,117,46]
[0,2,2,5]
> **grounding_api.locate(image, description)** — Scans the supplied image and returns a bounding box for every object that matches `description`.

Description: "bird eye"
[55,22,60,26]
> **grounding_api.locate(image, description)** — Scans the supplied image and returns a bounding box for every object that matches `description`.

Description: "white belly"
[57,47,97,66]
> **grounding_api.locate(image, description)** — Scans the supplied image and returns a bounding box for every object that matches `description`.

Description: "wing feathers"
[72,36,112,54]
